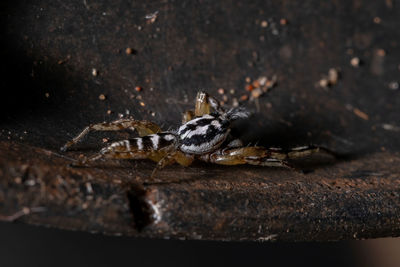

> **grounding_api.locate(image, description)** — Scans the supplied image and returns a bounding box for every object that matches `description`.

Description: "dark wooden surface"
[0,0,399,241]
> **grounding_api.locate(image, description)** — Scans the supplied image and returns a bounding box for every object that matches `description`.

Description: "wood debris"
[353,108,369,120]
[318,68,340,88]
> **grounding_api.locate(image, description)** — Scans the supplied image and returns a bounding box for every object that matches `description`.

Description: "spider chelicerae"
[61,92,332,176]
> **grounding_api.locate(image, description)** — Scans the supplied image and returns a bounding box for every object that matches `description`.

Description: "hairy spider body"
[61,91,332,176]
[177,109,248,154]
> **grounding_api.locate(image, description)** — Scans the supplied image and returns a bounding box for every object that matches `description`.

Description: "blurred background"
[1,222,400,267]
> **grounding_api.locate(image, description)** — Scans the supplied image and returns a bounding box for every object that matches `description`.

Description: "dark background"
[2,222,400,267]
[0,222,358,267]
[1,0,399,152]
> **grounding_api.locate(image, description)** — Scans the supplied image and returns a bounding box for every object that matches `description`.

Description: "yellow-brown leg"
[61,119,161,151]
[286,146,335,159]
[151,151,194,178]
[201,147,292,168]
[182,110,195,124]
[200,145,333,169]
[72,139,173,167]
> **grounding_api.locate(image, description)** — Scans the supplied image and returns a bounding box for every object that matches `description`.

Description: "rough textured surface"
[0,0,399,241]
[1,141,400,241]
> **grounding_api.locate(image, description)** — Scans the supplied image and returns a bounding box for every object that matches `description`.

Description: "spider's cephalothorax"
[177,108,248,154]
[61,91,332,176]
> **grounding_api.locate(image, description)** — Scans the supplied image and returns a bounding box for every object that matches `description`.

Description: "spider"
[61,92,332,176]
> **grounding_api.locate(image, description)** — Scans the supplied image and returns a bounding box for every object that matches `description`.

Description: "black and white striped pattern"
[108,132,176,152]
[177,114,230,154]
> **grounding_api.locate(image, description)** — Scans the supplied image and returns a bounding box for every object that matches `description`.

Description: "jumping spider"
[61,92,332,176]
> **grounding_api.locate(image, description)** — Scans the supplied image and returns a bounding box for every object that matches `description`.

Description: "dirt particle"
[45,92,50,98]
[57,55,71,65]
[240,94,249,101]
[145,11,159,24]
[232,98,239,107]
[125,47,134,55]
[382,123,400,131]
[318,68,340,88]
[98,94,106,101]
[350,57,360,67]
[328,68,339,85]
[388,81,399,90]
[135,86,142,92]
[218,88,225,95]
[107,109,112,115]
[245,84,254,92]
[353,108,369,120]
[373,17,381,24]
[261,20,268,28]
[252,79,260,88]
[92,68,98,76]
[102,138,109,143]
[377,49,386,57]
[280,18,288,25]
[14,177,22,184]
[140,101,145,107]
[251,88,263,99]
[319,79,329,88]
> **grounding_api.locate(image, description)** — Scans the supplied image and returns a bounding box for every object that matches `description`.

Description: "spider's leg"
[73,133,177,166]
[151,151,194,178]
[61,119,161,151]
[285,145,335,159]
[200,145,334,169]
[182,110,195,123]
[72,139,155,166]
[198,146,297,169]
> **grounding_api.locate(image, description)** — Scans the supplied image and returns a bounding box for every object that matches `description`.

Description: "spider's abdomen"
[177,114,230,154]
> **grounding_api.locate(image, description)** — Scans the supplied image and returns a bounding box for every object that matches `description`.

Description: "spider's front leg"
[61,119,161,151]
